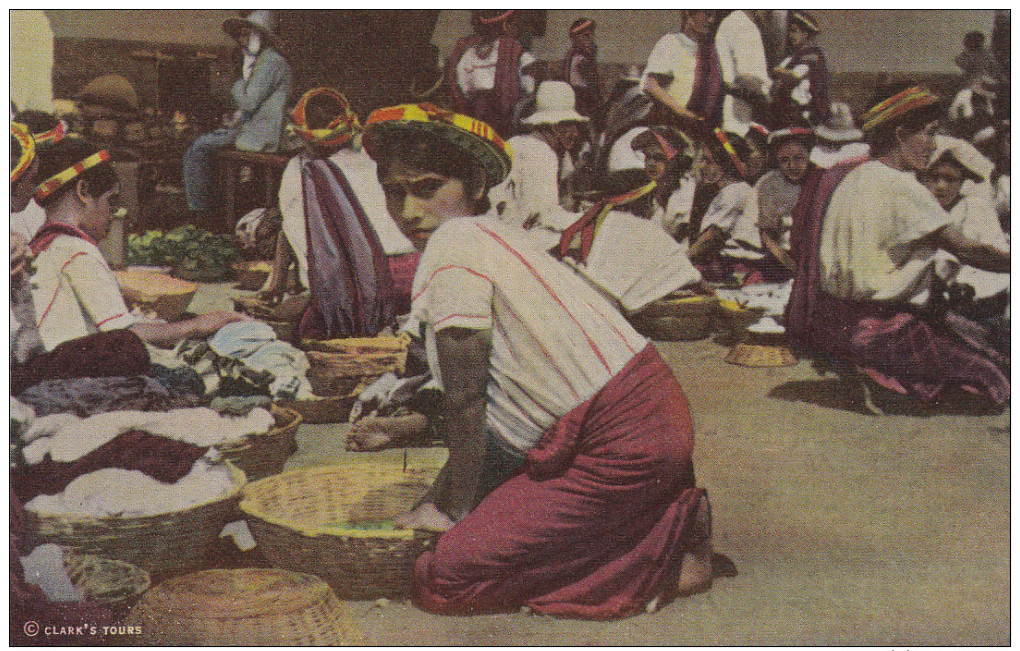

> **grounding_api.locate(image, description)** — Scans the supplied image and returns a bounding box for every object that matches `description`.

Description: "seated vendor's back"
[29,232,135,352]
[411,215,647,456]
[820,160,949,305]
[279,147,415,287]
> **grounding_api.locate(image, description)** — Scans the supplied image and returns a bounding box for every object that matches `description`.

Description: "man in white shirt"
[715,10,772,136]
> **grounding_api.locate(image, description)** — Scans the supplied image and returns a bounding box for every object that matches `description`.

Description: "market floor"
[200,284,1011,646]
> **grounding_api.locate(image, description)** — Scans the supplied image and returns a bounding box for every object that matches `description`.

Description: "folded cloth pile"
[24,458,238,518]
[19,407,275,465]
[18,375,202,418]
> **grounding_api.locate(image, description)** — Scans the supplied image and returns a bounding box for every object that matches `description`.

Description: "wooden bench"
[213,148,291,231]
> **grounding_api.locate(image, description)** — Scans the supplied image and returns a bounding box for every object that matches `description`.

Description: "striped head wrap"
[712,128,748,181]
[34,150,112,202]
[789,10,820,34]
[861,86,941,133]
[31,120,68,147]
[557,180,657,264]
[570,18,596,35]
[11,122,36,185]
[474,10,514,26]
[290,87,361,149]
[364,103,512,187]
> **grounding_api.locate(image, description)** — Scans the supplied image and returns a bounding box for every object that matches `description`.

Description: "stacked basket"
[216,405,302,481]
[239,459,442,600]
[124,567,357,645]
[25,465,247,575]
[300,336,410,398]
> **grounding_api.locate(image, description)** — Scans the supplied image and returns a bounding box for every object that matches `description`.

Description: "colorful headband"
[651,130,679,161]
[290,87,361,149]
[712,128,748,180]
[364,103,512,187]
[861,86,941,133]
[11,122,36,185]
[476,10,514,25]
[570,18,596,35]
[32,120,67,147]
[789,10,820,34]
[34,150,111,202]
[748,122,770,141]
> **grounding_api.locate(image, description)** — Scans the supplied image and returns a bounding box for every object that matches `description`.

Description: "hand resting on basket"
[395,501,456,533]
[345,412,429,452]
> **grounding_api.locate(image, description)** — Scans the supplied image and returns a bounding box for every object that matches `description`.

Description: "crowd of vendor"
[9,8,1010,627]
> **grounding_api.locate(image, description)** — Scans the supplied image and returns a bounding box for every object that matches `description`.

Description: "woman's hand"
[193,310,249,336]
[346,413,429,452]
[395,502,456,533]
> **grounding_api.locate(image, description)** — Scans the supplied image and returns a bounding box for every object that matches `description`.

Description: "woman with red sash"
[359,104,713,619]
[785,84,1010,407]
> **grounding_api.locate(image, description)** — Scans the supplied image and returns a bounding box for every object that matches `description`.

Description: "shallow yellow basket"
[239,459,442,600]
[116,269,197,321]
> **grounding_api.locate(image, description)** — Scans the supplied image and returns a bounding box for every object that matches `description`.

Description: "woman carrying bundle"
[357,103,714,619]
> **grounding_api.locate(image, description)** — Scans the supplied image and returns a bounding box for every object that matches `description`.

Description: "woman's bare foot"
[677,495,713,596]
[395,502,456,533]
[346,412,429,451]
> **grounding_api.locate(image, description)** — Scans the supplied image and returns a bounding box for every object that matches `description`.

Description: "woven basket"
[277,394,357,424]
[26,465,247,575]
[239,461,441,600]
[124,568,357,645]
[216,406,302,481]
[231,260,273,291]
[301,336,410,397]
[63,551,151,613]
[725,330,798,368]
[116,269,197,321]
[630,295,720,341]
[715,299,766,337]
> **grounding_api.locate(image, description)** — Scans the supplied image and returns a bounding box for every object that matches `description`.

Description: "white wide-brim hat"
[814,102,863,143]
[522,81,589,126]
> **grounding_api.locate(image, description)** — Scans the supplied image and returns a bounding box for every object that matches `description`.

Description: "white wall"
[11,10,55,111]
[432,9,997,74]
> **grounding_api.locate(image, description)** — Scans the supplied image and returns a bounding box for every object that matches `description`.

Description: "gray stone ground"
[194,282,1010,646]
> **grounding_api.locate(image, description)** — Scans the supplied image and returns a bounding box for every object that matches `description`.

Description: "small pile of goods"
[127,225,240,282]
[628,290,720,341]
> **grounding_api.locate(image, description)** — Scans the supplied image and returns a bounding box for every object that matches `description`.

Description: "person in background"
[359,102,713,619]
[770,10,830,128]
[629,126,698,242]
[16,137,245,395]
[11,122,43,367]
[182,10,292,224]
[642,10,724,137]
[11,110,66,242]
[562,17,604,131]
[715,10,772,135]
[786,84,1009,409]
[918,137,1009,339]
[445,9,537,137]
[750,126,816,280]
[954,31,999,89]
[258,87,418,341]
[491,81,587,242]
[687,129,763,284]
[742,122,770,184]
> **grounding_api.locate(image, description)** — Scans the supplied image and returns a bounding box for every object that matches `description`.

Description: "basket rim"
[239,462,438,541]
[28,462,248,525]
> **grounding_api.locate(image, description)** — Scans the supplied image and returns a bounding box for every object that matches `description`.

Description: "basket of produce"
[127,225,240,283]
[276,393,357,425]
[300,336,410,397]
[231,260,273,291]
[124,568,357,645]
[116,269,197,321]
[24,463,247,575]
[63,551,151,614]
[629,293,720,341]
[239,458,443,600]
[215,406,302,481]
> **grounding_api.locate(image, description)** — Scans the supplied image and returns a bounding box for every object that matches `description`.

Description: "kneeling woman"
[362,104,712,619]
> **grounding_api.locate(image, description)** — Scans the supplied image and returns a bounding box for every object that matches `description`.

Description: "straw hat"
[222,10,281,49]
[522,81,589,126]
[814,102,863,143]
[364,103,512,188]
